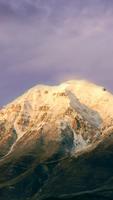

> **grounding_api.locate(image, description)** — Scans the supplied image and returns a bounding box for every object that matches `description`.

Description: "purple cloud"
[0,0,113,106]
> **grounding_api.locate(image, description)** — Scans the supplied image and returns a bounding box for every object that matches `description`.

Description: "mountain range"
[0,80,113,200]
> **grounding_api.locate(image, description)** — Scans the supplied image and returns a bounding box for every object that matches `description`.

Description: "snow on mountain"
[0,80,113,159]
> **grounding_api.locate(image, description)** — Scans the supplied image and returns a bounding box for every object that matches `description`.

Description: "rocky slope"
[0,80,113,200]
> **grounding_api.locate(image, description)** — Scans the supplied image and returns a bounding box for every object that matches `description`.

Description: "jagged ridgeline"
[0,80,113,200]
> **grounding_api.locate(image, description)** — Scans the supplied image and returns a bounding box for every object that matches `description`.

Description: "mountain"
[0,80,113,200]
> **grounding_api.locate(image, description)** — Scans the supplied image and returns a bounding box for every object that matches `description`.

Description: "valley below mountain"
[0,80,113,200]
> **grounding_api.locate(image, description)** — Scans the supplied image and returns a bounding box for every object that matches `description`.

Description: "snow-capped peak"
[0,80,113,159]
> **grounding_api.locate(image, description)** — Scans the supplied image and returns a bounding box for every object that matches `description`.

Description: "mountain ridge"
[0,80,113,200]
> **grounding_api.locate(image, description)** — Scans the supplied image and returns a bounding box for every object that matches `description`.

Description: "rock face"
[0,80,113,200]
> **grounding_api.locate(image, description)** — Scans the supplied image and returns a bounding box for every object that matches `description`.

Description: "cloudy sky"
[0,0,113,106]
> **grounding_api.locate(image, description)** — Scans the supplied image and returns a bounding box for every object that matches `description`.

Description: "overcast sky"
[0,0,113,106]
